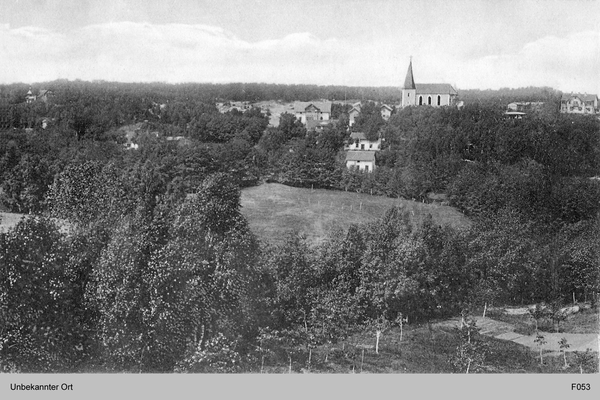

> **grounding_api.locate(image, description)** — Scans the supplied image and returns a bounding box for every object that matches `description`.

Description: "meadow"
[240,183,471,245]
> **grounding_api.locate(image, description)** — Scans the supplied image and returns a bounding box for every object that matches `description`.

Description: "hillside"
[240,183,471,245]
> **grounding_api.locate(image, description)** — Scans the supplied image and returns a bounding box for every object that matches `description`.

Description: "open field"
[240,183,471,245]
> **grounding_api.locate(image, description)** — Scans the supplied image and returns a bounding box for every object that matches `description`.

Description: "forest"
[0,80,598,373]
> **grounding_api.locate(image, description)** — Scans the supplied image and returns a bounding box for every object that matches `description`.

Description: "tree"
[558,337,570,368]
[534,333,546,365]
[144,173,258,371]
[528,304,550,333]
[0,217,85,372]
[449,317,488,373]
[574,349,595,374]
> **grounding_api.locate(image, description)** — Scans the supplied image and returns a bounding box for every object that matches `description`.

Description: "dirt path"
[447,316,599,356]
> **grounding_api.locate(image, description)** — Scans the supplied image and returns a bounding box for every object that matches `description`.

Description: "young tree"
[558,337,570,368]
[534,333,546,365]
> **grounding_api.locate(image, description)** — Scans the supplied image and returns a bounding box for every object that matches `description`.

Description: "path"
[472,316,598,356]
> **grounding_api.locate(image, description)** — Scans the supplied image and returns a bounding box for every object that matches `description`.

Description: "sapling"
[534,333,546,365]
[574,348,594,374]
[558,337,570,368]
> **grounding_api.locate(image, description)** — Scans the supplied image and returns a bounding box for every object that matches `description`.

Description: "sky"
[1,0,599,93]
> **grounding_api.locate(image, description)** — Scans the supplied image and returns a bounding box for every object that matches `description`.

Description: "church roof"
[416,83,457,95]
[403,61,416,90]
[345,151,376,162]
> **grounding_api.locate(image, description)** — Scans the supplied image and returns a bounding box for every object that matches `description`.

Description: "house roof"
[561,93,598,102]
[416,83,457,95]
[305,119,331,130]
[380,104,393,111]
[345,151,376,162]
[38,89,52,97]
[349,107,361,114]
[349,131,367,140]
[403,60,416,90]
[293,101,332,113]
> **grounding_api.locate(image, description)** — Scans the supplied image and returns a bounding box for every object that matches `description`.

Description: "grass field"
[261,318,598,374]
[240,183,471,245]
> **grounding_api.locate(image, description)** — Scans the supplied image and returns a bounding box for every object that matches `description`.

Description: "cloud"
[0,21,598,95]
[448,30,600,93]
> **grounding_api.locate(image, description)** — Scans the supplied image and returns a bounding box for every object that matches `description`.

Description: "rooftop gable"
[561,93,598,102]
[293,101,332,113]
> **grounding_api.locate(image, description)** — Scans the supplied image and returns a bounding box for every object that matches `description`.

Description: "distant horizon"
[0,78,572,94]
[2,1,598,94]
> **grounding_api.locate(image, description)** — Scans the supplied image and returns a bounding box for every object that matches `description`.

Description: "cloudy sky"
[1,0,599,93]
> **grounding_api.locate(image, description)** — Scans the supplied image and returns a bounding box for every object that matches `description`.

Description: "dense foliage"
[1,81,598,372]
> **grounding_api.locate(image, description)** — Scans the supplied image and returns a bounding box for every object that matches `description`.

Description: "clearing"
[240,183,471,245]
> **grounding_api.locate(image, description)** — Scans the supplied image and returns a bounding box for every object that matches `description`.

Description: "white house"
[25,88,36,104]
[560,93,598,115]
[346,131,381,151]
[348,106,361,127]
[345,151,376,172]
[400,60,457,108]
[380,104,393,120]
[293,101,332,124]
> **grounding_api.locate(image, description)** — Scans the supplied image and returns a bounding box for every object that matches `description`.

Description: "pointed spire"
[403,58,416,90]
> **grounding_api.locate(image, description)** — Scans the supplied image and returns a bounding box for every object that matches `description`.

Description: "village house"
[379,104,394,121]
[25,88,36,103]
[400,59,457,108]
[504,102,544,119]
[293,101,332,125]
[24,88,53,104]
[348,102,361,127]
[560,93,598,115]
[345,150,376,173]
[380,104,393,120]
[346,131,381,151]
[345,131,381,172]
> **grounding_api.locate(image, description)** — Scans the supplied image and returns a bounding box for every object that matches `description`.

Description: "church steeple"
[403,57,416,90]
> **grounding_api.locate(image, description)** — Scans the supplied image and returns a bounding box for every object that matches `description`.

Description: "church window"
[428,96,432,105]
[419,96,423,105]
[437,95,441,105]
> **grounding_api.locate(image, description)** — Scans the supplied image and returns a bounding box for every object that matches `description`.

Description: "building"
[293,101,332,124]
[37,90,53,103]
[25,88,36,103]
[400,59,457,108]
[380,104,393,120]
[345,131,381,172]
[345,150,376,172]
[346,131,381,151]
[504,102,544,119]
[348,106,360,127]
[560,93,598,115]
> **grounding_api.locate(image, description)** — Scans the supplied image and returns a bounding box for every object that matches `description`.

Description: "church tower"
[401,58,416,107]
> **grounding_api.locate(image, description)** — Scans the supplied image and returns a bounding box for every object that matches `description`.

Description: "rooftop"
[561,93,598,102]
[345,150,376,162]
[416,83,457,95]
[293,101,332,113]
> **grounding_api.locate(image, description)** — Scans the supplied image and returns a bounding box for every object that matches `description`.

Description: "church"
[400,59,457,107]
